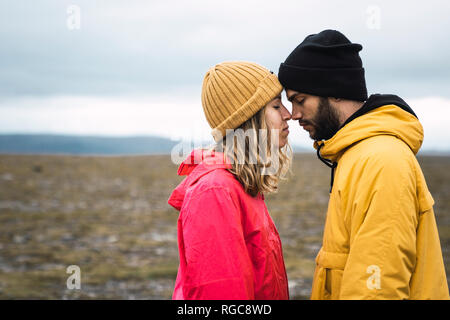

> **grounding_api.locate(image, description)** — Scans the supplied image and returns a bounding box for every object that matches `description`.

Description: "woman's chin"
[278,138,288,148]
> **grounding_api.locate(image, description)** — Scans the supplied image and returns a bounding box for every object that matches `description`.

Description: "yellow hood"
[314,104,424,162]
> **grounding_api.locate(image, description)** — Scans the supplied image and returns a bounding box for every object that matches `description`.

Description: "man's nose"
[291,107,303,120]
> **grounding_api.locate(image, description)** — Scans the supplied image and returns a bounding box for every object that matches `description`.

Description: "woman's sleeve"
[179,186,255,300]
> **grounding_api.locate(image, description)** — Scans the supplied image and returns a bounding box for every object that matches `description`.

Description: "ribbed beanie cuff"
[279,63,367,102]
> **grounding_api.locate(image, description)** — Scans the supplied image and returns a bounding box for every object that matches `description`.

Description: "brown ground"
[0,153,448,299]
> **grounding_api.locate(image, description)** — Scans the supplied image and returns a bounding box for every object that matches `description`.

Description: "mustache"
[299,120,314,126]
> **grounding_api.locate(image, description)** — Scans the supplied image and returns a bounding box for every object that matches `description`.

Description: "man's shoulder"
[343,135,416,169]
[357,134,412,155]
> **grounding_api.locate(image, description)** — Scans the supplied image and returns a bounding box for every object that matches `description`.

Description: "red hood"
[168,149,232,211]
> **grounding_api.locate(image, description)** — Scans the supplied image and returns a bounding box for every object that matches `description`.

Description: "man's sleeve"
[180,186,255,299]
[339,152,418,299]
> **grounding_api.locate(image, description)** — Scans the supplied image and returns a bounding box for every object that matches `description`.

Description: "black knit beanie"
[278,29,368,102]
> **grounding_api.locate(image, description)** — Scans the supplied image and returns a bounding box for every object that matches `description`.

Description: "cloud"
[0,93,209,141]
[0,1,449,150]
[0,0,449,97]
[1,93,449,151]
[408,96,450,150]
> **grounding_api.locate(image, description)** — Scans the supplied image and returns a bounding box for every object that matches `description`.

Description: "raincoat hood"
[314,94,424,163]
[168,149,232,211]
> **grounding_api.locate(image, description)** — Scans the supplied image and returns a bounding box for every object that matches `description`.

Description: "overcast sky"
[1,0,449,151]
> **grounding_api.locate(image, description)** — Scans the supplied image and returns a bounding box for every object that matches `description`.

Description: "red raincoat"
[168,150,289,300]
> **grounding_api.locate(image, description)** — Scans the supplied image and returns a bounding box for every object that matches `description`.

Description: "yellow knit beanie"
[201,61,283,142]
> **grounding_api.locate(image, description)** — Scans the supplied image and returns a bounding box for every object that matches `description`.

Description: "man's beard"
[309,97,341,141]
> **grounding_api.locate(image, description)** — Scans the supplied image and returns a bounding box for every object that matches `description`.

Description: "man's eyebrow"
[287,93,300,102]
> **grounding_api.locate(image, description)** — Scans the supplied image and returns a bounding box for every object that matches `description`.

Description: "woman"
[168,61,292,299]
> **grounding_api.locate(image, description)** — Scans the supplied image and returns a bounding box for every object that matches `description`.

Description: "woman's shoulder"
[192,167,241,194]
[179,168,243,212]
[189,168,265,203]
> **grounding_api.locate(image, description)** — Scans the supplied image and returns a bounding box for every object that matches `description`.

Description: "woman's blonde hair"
[212,106,292,197]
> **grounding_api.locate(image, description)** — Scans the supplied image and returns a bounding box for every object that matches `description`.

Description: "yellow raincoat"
[310,103,449,300]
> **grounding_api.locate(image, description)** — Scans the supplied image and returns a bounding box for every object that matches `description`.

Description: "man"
[278,29,449,300]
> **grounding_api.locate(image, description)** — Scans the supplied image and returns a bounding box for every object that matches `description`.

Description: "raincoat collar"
[341,94,418,128]
[168,149,233,211]
[314,96,424,163]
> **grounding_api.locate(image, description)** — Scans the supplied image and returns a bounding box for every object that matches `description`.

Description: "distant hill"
[0,134,181,155]
[0,134,314,155]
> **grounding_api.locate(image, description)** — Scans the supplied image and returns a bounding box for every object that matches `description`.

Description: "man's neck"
[338,100,365,126]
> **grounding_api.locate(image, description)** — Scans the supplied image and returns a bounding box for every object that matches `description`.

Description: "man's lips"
[299,121,311,128]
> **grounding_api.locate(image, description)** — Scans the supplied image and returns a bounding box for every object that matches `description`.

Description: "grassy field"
[0,153,449,299]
